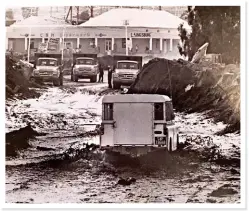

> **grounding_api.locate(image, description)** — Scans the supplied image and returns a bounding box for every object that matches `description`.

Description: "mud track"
[5,81,240,203]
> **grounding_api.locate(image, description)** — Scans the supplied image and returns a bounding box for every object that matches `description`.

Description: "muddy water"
[5,82,240,203]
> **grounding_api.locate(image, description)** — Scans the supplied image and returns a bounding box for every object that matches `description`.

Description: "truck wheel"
[169,138,173,152]
[53,79,60,86]
[176,134,179,149]
[30,77,36,83]
[90,76,97,83]
[73,75,78,82]
[113,83,121,89]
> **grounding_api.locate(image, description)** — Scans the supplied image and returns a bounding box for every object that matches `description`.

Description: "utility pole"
[27,27,31,63]
[123,20,129,56]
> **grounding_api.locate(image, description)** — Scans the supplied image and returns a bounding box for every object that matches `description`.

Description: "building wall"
[12,38,25,53]
[80,38,96,53]
[97,38,106,53]
[131,38,150,53]
[30,38,42,50]
[152,38,160,54]
[64,38,77,49]
[172,39,180,53]
[114,38,125,54]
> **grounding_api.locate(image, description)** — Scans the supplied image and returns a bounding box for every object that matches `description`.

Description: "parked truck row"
[31,52,143,88]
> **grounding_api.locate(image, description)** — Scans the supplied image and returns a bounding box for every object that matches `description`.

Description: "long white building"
[6,8,190,58]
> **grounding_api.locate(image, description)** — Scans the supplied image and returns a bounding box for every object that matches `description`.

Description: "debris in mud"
[117,177,136,186]
[206,198,217,203]
[36,146,56,151]
[6,124,43,157]
[209,185,238,197]
[128,58,240,133]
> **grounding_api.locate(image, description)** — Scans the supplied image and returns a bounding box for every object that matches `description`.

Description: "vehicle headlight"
[53,69,59,75]
[92,66,98,72]
[33,69,39,75]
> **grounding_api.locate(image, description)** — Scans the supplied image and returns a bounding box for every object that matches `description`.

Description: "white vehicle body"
[33,57,63,86]
[100,94,179,156]
[112,60,140,89]
[72,57,99,82]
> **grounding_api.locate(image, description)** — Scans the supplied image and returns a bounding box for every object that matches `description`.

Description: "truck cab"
[100,94,179,156]
[112,56,142,89]
[71,53,99,83]
[32,53,63,86]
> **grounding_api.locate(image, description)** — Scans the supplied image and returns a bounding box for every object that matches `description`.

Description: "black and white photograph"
[2,1,247,209]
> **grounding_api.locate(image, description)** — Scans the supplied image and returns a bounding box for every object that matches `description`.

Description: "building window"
[103,103,113,120]
[154,103,164,120]
[105,39,112,51]
[122,38,126,48]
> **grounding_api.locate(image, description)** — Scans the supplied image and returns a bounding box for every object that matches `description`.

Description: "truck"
[32,53,64,86]
[112,56,143,89]
[99,94,179,157]
[71,53,99,83]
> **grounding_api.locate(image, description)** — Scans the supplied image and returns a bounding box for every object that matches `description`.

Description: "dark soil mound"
[6,124,42,157]
[6,55,42,100]
[128,58,240,133]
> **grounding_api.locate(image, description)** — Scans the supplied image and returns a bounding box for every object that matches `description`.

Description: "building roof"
[10,15,70,27]
[102,94,171,103]
[81,8,190,29]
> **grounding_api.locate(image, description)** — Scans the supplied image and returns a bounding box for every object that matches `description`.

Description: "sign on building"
[38,42,47,52]
[130,32,151,37]
[49,38,60,44]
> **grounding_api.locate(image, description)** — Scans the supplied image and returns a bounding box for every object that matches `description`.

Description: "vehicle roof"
[117,60,138,63]
[38,57,58,60]
[76,57,94,60]
[102,94,171,103]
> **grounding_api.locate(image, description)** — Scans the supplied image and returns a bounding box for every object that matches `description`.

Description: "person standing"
[107,65,113,88]
[98,64,104,83]
[135,44,138,53]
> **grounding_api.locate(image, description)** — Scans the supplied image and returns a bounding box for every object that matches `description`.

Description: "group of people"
[98,64,114,89]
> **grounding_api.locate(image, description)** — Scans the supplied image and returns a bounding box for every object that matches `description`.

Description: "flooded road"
[5,75,240,203]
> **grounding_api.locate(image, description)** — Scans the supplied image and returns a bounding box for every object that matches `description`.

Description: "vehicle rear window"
[76,59,94,65]
[103,103,113,120]
[38,59,57,66]
[154,103,164,120]
[117,62,138,69]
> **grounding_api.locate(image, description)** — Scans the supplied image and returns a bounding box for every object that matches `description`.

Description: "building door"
[105,39,112,52]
